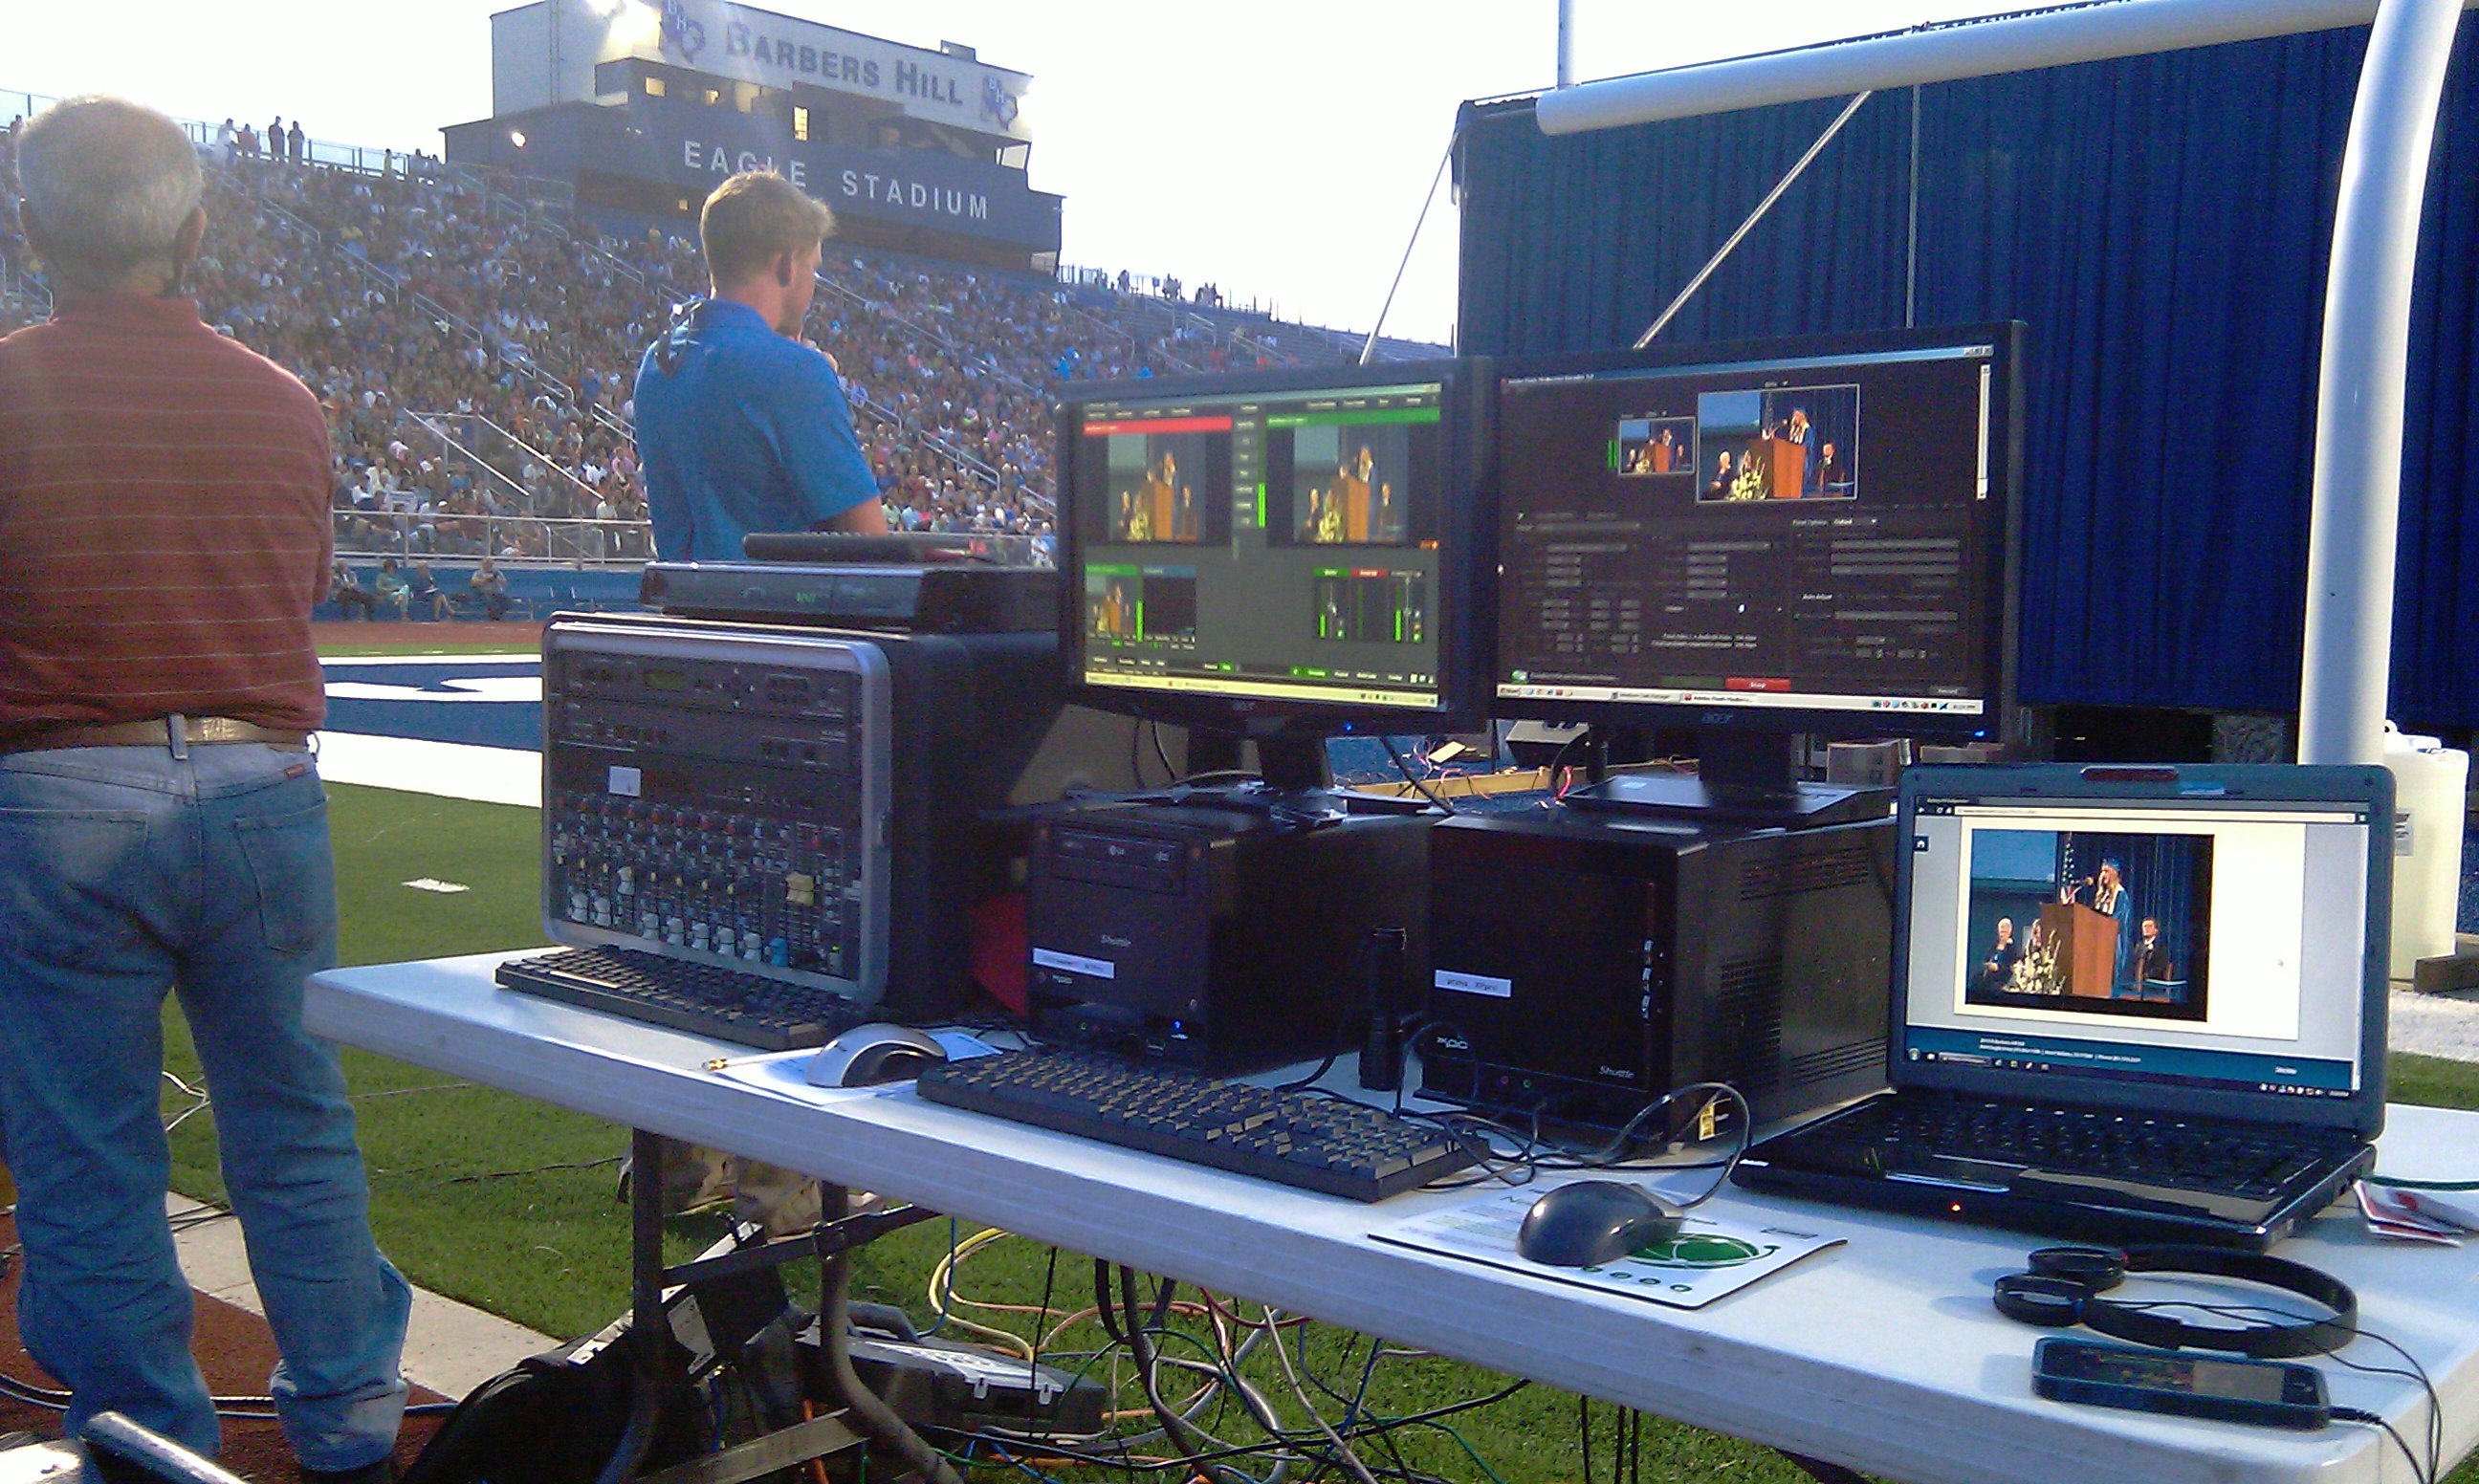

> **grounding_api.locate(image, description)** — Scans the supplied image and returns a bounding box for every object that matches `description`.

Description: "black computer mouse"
[804,1023,948,1087]
[1516,1180,1685,1267]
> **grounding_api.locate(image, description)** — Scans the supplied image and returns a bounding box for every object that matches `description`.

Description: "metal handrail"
[406,407,603,513]
[331,511,651,567]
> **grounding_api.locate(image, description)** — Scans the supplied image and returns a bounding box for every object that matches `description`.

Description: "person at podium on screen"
[1784,406,1819,492]
[1137,450,1181,540]
[1708,448,1734,497]
[2062,860,2135,989]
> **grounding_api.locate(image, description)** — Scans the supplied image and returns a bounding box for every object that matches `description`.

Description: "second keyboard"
[916,1048,1475,1201]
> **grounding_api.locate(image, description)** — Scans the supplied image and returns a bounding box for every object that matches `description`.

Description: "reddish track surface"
[0,1211,448,1474]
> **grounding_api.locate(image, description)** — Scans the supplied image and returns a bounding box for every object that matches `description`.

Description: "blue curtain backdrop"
[1456,18,2479,729]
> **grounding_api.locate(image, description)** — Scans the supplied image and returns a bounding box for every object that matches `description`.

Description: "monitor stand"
[1561,731,1891,830]
[1142,733,1430,820]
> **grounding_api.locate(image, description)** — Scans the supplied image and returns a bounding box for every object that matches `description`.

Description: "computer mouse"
[804,1023,948,1087]
[1515,1180,1685,1267]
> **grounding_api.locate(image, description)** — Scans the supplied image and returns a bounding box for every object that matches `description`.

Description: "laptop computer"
[1734,762,2393,1250]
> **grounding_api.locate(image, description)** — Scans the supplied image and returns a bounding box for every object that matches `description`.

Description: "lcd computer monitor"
[1055,360,1494,792]
[1493,324,2024,823]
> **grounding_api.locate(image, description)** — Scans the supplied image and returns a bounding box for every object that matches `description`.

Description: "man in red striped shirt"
[0,98,407,1480]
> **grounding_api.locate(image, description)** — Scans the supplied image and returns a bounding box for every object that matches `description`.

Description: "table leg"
[590,1128,676,1484]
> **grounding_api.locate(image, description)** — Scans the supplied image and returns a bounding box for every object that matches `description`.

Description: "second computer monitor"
[1494,325,2024,813]
[1056,361,1493,785]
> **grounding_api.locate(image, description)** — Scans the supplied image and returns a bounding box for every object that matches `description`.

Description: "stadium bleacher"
[0,101,1438,598]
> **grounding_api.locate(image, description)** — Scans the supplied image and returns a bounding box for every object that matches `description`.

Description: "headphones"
[1991,1244,2357,1359]
[652,298,713,376]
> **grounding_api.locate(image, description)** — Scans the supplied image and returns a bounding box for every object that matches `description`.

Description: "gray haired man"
[0,98,407,1481]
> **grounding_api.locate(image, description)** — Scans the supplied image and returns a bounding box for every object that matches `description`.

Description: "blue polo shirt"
[633,299,878,561]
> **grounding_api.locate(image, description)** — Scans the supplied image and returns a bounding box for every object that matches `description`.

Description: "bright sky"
[4,1,2032,345]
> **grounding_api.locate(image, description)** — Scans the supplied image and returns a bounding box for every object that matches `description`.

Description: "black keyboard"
[1820,1097,2341,1198]
[916,1050,1476,1201]
[495,947,869,1051]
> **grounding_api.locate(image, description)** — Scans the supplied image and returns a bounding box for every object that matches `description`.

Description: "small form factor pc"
[1025,360,1497,1070]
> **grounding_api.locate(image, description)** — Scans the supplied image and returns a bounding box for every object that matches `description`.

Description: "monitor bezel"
[1051,358,1496,740]
[1490,321,2027,747]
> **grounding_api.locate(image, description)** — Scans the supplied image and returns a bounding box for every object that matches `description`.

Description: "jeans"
[0,743,410,1469]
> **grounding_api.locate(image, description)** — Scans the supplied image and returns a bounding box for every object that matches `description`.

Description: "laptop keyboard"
[1819,1098,2345,1199]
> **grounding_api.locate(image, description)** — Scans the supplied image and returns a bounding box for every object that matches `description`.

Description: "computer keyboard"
[494,946,869,1051]
[915,1049,1476,1201]
[1824,1098,2343,1198]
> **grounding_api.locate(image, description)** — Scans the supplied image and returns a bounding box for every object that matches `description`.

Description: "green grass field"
[315,625,544,659]
[156,779,2479,1483]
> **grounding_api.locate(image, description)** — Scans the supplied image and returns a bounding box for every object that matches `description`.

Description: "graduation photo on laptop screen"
[1963,829,2213,1021]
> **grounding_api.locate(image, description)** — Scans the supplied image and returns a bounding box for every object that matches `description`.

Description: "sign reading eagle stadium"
[650,102,1058,245]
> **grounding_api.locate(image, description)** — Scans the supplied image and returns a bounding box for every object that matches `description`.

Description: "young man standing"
[0,97,409,1479]
[634,170,887,562]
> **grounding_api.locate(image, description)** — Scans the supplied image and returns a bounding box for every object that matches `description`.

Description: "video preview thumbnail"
[1086,565,1198,644]
[1080,423,1233,547]
[1696,383,1858,503]
[1964,828,2214,1022]
[1266,418,1437,549]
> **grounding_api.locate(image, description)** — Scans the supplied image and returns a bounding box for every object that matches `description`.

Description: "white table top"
[309,951,2479,1484]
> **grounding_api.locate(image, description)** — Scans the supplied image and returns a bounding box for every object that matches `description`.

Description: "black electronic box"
[1419,811,1894,1130]
[641,558,1056,634]
[550,610,1061,1019]
[1024,801,1431,1073]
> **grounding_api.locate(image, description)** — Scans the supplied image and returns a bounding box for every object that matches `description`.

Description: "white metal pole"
[1535,0,2474,133]
[1361,141,1456,365]
[1557,0,1577,87]
[1634,90,1875,347]
[2296,0,2466,764]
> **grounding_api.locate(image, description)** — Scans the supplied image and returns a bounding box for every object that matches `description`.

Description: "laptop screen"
[1901,794,2374,1102]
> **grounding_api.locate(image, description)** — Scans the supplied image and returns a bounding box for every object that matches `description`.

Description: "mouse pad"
[1372,1184,1845,1309]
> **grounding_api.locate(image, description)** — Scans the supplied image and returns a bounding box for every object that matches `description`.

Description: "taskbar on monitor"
[1086,666,1439,711]
[1906,1027,2357,1101]
[1498,681,1985,714]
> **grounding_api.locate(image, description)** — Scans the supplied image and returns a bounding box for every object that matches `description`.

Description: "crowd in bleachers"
[1,108,1389,563]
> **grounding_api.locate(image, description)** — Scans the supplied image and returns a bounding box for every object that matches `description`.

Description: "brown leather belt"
[2,715,312,753]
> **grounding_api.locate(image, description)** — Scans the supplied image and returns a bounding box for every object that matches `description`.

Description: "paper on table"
[1372,1185,1844,1309]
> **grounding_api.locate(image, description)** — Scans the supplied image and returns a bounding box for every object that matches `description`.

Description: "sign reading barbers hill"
[648,0,1030,142]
